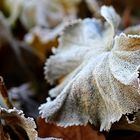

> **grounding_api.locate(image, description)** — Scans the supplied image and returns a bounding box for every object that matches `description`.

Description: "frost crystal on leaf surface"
[0,107,37,140]
[39,6,140,131]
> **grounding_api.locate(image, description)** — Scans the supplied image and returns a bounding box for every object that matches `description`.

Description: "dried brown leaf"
[37,118,105,140]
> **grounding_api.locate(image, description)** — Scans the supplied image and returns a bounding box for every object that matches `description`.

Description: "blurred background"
[0,0,140,139]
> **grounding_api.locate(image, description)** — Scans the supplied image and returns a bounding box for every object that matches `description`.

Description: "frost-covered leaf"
[25,23,65,45]
[5,0,81,29]
[0,78,37,140]
[39,6,140,131]
[8,83,39,118]
[85,0,100,16]
[24,23,65,60]
[0,107,37,140]
[101,5,120,37]
[0,11,15,48]
[44,6,120,85]
[124,24,140,35]
[4,0,23,26]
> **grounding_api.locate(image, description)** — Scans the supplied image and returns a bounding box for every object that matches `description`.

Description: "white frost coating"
[124,24,140,35]
[101,6,121,36]
[5,0,81,29]
[40,6,140,131]
[0,107,37,140]
[85,0,100,14]
[44,18,106,84]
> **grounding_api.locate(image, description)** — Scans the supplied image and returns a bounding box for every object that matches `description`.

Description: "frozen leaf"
[5,0,81,29]
[0,107,37,140]
[44,6,120,85]
[21,0,81,29]
[0,78,37,140]
[85,0,100,16]
[39,6,140,131]
[25,24,64,45]
[8,83,39,118]
[0,12,15,48]
[4,0,23,26]
[124,24,140,35]
[101,6,120,29]
[24,23,65,60]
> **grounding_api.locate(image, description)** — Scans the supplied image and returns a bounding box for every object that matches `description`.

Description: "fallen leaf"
[37,118,105,140]
[8,83,40,118]
[39,6,140,131]
[0,107,37,140]
[4,0,81,29]
[38,138,62,140]
[124,24,140,35]
[24,23,66,60]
